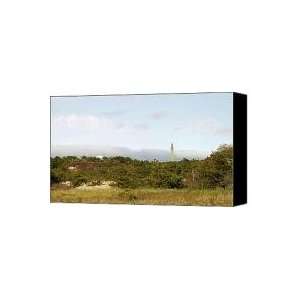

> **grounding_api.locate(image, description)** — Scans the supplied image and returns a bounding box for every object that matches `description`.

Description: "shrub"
[166,174,184,189]
[72,174,88,187]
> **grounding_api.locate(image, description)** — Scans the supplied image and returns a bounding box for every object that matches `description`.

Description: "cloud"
[101,110,125,117]
[149,111,167,120]
[173,119,232,137]
[190,119,220,134]
[52,114,150,134]
[173,126,184,132]
[215,127,233,137]
[133,123,149,130]
[52,114,117,131]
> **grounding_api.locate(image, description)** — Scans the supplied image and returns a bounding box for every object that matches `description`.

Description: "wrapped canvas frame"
[50,92,247,206]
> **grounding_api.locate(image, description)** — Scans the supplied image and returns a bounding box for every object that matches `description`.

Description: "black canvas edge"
[233,93,247,206]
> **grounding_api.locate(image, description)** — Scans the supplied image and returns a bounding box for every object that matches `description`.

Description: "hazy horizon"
[50,143,212,161]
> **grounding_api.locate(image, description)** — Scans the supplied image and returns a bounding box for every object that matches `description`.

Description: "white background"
[1,0,299,299]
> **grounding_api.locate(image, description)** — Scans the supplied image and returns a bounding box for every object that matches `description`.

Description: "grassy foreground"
[50,187,233,206]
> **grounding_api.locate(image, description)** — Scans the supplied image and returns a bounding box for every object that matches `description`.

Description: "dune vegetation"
[50,144,233,206]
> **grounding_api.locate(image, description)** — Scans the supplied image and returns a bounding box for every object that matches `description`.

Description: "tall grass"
[51,187,233,206]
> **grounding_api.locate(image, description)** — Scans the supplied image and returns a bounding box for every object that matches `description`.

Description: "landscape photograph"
[50,93,234,206]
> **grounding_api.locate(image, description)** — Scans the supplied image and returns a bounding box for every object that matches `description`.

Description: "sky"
[51,93,233,158]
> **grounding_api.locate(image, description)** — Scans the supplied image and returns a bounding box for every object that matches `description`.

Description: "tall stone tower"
[170,143,175,161]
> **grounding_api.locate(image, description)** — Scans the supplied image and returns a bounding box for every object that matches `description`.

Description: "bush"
[166,174,184,189]
[50,169,65,185]
[72,174,88,187]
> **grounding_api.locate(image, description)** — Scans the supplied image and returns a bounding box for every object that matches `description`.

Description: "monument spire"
[170,143,175,161]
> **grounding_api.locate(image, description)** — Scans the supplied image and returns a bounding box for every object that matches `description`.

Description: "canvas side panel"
[233,93,247,206]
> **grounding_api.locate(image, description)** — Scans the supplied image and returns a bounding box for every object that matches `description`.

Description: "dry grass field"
[50,187,233,206]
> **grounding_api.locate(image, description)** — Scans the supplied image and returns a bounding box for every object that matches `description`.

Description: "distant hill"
[51,145,208,161]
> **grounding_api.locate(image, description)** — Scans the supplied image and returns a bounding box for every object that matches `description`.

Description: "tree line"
[51,144,233,189]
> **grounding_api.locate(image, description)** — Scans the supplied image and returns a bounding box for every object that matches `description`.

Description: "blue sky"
[51,93,233,154]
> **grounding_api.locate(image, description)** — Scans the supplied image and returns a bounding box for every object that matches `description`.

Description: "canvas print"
[50,92,247,206]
